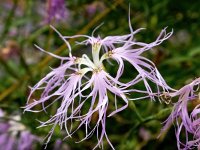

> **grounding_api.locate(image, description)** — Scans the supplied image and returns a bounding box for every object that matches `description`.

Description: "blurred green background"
[0,0,200,149]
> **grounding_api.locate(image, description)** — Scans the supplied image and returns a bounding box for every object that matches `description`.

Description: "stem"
[18,48,33,80]
[133,107,173,130]
[119,107,172,148]
[0,57,20,79]
[0,0,18,41]
[17,0,33,80]
[129,100,144,122]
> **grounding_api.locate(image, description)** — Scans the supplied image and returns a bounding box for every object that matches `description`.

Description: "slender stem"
[45,26,54,51]
[0,76,29,101]
[0,0,18,41]
[132,107,173,130]
[17,0,33,80]
[119,107,172,148]
[129,100,144,122]
[0,57,20,79]
[18,48,33,80]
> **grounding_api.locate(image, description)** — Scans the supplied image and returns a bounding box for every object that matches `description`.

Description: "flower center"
[92,42,102,67]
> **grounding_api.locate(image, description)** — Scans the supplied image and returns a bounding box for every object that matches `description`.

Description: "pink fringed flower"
[162,77,200,150]
[100,28,174,101]
[25,16,173,149]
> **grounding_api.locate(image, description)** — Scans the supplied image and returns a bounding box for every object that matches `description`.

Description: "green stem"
[17,0,33,80]
[0,0,18,41]
[119,107,172,148]
[0,57,20,79]
[18,50,33,80]
[133,107,173,130]
[129,100,144,122]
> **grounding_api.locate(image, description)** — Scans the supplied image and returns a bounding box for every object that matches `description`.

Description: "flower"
[161,77,200,150]
[100,28,174,101]
[85,2,106,18]
[0,109,39,150]
[25,15,173,149]
[46,0,69,23]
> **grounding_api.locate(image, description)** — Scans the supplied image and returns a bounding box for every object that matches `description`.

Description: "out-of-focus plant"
[46,0,70,24]
[0,109,39,150]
